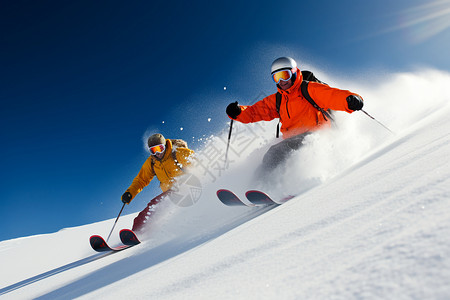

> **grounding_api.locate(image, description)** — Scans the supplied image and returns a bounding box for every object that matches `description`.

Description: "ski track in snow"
[1,69,450,299]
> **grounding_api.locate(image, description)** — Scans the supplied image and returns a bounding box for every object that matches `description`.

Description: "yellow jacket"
[126,139,194,201]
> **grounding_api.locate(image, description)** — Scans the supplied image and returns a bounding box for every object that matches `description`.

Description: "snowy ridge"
[1,69,450,299]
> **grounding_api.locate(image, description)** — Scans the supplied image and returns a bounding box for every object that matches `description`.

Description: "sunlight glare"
[400,0,450,43]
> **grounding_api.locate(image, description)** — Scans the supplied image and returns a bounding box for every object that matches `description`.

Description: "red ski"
[89,229,140,252]
[216,189,295,207]
[216,189,254,206]
[245,190,294,205]
[119,229,140,246]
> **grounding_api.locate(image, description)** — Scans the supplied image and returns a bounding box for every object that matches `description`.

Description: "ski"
[217,189,254,206]
[89,229,140,252]
[90,235,132,252]
[245,190,278,205]
[119,229,141,246]
[245,190,295,205]
[217,189,295,207]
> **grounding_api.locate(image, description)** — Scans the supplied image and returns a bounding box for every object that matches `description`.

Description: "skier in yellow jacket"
[121,133,195,204]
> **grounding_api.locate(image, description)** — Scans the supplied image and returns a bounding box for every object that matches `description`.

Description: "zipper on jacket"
[161,161,172,182]
[285,95,291,119]
[153,157,171,183]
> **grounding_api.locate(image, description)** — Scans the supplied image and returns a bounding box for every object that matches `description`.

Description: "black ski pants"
[262,132,311,170]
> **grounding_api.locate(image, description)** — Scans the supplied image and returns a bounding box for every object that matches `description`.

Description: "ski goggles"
[149,144,166,155]
[272,68,295,84]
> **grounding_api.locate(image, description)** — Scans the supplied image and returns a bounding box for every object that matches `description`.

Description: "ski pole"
[106,203,126,242]
[224,119,234,166]
[361,109,394,134]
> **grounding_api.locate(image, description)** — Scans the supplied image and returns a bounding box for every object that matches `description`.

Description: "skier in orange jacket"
[226,57,364,171]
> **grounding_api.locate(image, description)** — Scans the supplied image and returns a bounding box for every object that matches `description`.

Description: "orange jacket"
[234,69,361,138]
[126,139,194,201]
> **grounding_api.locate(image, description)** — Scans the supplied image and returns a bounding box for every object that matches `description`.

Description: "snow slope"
[1,69,450,299]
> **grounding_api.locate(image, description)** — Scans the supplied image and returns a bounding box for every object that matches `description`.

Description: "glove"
[346,95,364,111]
[226,101,242,119]
[121,191,132,204]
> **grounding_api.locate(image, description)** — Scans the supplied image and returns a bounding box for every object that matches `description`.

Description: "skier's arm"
[125,158,156,203]
[308,82,363,113]
[228,94,279,123]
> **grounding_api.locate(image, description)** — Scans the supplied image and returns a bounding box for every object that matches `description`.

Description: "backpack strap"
[275,78,334,138]
[150,151,185,174]
[275,92,282,115]
[275,92,282,138]
[151,157,155,174]
[300,81,334,122]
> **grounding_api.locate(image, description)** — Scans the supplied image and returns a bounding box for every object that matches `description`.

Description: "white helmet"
[271,57,297,74]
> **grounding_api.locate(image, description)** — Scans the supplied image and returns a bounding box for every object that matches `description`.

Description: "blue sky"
[1,0,449,241]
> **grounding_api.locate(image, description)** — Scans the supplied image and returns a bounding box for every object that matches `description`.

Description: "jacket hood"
[152,139,173,162]
[162,139,173,159]
[277,68,303,95]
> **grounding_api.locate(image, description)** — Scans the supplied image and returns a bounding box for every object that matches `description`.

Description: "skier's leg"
[132,191,170,232]
[262,132,310,169]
